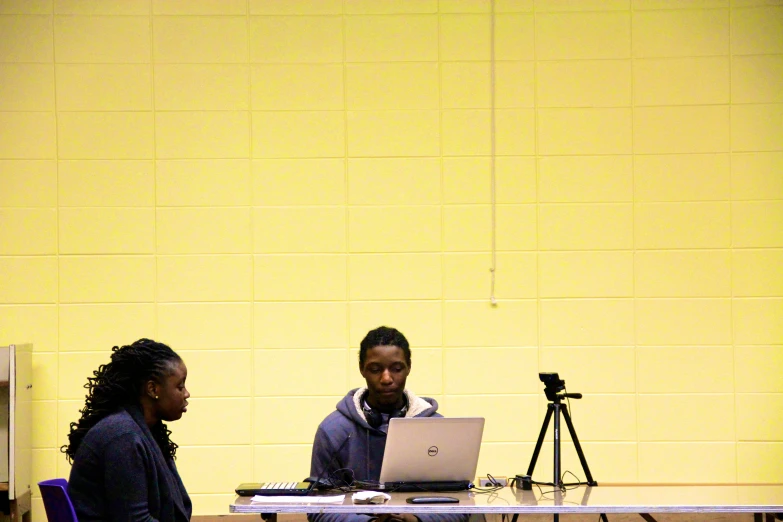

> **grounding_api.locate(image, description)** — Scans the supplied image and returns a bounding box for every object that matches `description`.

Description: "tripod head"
[539,372,582,403]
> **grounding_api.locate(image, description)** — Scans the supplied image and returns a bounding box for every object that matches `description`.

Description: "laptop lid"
[379,417,484,486]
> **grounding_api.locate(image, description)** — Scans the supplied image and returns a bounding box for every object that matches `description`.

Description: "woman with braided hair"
[62,338,192,522]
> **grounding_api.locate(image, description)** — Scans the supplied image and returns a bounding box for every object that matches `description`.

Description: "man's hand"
[376,514,419,522]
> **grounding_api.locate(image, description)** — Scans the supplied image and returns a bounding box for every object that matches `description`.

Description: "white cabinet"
[0,344,32,522]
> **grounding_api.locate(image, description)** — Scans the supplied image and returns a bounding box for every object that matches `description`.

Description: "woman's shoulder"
[83,409,144,445]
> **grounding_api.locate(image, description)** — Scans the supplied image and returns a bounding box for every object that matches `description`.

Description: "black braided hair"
[61,338,183,462]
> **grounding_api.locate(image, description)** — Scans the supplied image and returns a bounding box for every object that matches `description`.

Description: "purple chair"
[38,479,78,522]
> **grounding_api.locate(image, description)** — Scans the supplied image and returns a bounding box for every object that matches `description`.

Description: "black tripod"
[527,391,596,490]
[517,373,605,522]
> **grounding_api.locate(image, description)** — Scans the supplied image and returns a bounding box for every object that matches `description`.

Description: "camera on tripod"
[539,372,582,403]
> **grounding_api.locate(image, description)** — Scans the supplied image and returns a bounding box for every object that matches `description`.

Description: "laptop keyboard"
[236,481,313,496]
[261,482,300,490]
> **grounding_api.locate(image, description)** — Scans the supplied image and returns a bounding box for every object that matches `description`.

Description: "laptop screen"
[379,417,485,485]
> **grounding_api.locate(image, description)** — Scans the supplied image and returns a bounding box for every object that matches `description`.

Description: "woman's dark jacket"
[68,404,192,522]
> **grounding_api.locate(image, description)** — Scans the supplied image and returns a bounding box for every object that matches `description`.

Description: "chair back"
[38,479,78,522]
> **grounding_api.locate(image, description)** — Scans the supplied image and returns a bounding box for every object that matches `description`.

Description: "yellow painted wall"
[0,0,782,517]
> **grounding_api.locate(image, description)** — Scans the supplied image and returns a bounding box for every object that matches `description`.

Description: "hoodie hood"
[338,387,438,429]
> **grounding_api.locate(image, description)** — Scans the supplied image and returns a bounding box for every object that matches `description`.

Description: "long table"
[230,484,783,520]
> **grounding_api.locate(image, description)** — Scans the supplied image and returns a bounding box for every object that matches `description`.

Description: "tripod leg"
[553,403,561,489]
[561,405,596,485]
[600,514,609,522]
[527,404,554,477]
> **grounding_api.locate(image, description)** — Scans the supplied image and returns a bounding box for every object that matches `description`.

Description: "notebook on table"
[375,417,485,492]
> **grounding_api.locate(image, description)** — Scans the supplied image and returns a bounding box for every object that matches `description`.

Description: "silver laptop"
[378,417,484,491]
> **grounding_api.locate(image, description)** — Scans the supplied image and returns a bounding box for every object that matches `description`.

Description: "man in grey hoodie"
[308,326,469,522]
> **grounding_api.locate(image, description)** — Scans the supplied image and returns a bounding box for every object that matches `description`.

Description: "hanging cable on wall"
[489,0,498,306]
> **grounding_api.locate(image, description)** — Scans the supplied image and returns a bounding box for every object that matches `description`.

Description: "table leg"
[9,491,31,522]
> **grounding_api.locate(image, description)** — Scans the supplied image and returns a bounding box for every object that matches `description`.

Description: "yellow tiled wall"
[0,0,782,517]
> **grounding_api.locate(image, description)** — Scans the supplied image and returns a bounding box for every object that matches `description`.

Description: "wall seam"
[630,3,640,484]
[342,0,351,394]
[149,1,158,346]
[245,0,257,481]
[52,4,62,470]
[437,3,446,401]
[728,1,739,485]
[532,0,542,434]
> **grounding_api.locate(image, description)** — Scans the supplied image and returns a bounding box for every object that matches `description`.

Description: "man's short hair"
[359,326,411,368]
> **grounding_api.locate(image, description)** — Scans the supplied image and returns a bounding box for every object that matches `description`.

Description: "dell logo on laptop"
[427,446,438,457]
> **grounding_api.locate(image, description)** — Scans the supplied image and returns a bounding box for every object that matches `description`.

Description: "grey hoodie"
[308,388,469,522]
